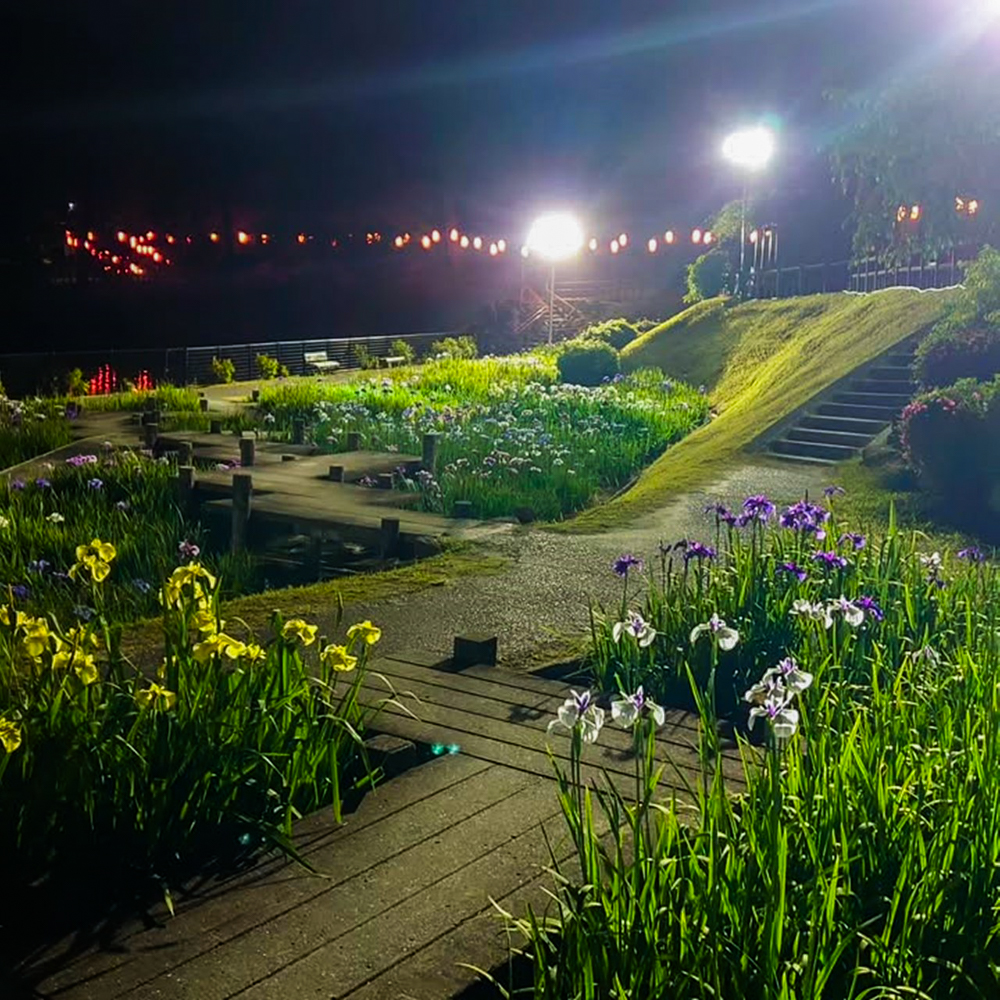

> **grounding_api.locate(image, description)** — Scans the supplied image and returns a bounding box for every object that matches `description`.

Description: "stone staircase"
[769,344,917,465]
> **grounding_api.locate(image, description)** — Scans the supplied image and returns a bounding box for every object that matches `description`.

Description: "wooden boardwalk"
[19,653,742,1000]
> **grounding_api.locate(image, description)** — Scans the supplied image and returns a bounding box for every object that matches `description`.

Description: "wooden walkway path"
[19,653,742,1000]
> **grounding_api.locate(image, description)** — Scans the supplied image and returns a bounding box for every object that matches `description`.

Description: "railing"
[0,331,454,397]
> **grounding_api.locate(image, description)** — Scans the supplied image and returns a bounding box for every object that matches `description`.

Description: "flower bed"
[256,356,709,520]
[0,398,74,470]
[494,494,1000,998]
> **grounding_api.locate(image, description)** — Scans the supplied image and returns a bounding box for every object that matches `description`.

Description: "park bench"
[304,350,341,374]
[383,355,406,368]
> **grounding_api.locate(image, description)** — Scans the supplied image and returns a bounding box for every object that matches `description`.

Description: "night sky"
[3,0,949,257]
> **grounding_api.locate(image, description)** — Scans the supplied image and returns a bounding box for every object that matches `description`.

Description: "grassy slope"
[564,288,953,532]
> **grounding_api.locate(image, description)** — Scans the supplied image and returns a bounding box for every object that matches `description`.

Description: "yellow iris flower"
[135,682,177,711]
[282,619,318,646]
[21,619,54,659]
[192,633,248,662]
[52,649,99,685]
[0,718,22,753]
[0,605,30,629]
[320,644,358,672]
[243,643,266,663]
[347,620,382,646]
[190,609,222,635]
[70,538,117,583]
[160,563,217,609]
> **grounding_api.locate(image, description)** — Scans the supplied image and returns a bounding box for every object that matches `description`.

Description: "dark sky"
[1,0,951,250]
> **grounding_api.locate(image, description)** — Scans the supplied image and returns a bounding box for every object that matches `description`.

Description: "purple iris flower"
[35,478,51,489]
[705,502,738,527]
[958,547,986,563]
[838,532,866,551]
[854,595,885,621]
[178,539,201,561]
[612,553,644,578]
[823,485,846,497]
[132,578,153,594]
[27,560,51,575]
[780,501,831,540]
[776,561,808,582]
[87,478,103,490]
[683,542,717,563]
[742,494,775,521]
[812,551,849,570]
[10,479,25,491]
[11,584,30,600]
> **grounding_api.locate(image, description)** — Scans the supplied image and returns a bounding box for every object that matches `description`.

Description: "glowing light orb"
[647,238,658,253]
[525,212,585,262]
[692,229,703,244]
[722,125,777,171]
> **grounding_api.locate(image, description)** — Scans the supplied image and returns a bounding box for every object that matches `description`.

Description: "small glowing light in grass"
[460,234,470,248]
[664,230,675,244]
[610,239,620,254]
[692,228,703,244]
[497,239,506,252]
[647,237,657,253]
[449,227,460,242]
[472,236,483,250]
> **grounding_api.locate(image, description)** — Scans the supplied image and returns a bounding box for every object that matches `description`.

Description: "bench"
[304,351,341,374]
[383,355,406,368]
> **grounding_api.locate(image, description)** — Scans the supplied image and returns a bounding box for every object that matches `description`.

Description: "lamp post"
[525,212,584,344]
[722,125,776,298]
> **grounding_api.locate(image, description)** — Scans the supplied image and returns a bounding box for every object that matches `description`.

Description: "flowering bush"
[914,325,1000,388]
[900,376,1000,534]
[0,552,380,908]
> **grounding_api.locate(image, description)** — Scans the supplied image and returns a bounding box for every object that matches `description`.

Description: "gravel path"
[335,460,831,669]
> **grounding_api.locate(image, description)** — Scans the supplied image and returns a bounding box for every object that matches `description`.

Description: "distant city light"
[209,232,220,243]
[897,205,908,223]
[237,231,250,245]
[647,237,658,253]
[692,228,703,244]
[145,231,156,241]
[117,231,126,243]
[260,233,270,244]
[297,233,307,244]
[525,212,585,262]
[969,198,980,215]
[166,234,176,244]
[722,125,777,172]
[587,237,598,252]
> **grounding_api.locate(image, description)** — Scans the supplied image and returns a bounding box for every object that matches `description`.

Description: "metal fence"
[0,331,454,396]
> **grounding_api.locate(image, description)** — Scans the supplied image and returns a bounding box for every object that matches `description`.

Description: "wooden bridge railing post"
[231,473,253,553]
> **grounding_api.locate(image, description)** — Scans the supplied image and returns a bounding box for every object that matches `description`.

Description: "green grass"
[0,400,74,470]
[562,290,954,532]
[71,386,203,413]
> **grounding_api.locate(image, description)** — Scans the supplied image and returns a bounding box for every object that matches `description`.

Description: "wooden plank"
[222,806,576,1000]
[359,666,736,780]
[116,775,563,1000]
[382,649,452,670]
[360,674,742,787]
[30,756,494,999]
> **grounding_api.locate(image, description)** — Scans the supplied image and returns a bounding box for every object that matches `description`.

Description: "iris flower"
[748,690,801,739]
[547,689,605,744]
[690,614,740,650]
[610,686,665,728]
[320,644,358,671]
[612,610,657,648]
[135,682,177,711]
[347,620,382,646]
[282,618,318,646]
[0,718,22,753]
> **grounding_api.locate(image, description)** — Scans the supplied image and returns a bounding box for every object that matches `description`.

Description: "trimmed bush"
[390,339,416,364]
[256,353,289,380]
[211,357,236,384]
[430,335,478,360]
[557,341,620,386]
[580,318,640,351]
[914,326,1000,388]
[684,250,732,304]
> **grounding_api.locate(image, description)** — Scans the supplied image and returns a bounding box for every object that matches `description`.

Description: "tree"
[684,251,732,304]
[829,60,1000,263]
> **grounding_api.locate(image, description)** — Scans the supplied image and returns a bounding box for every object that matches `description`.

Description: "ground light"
[723,124,777,296]
[525,212,585,344]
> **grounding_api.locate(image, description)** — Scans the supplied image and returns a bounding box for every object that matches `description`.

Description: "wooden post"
[231,473,252,553]
[177,465,196,514]
[178,440,194,465]
[239,437,255,467]
[377,472,394,490]
[346,431,361,451]
[292,417,305,445]
[421,432,439,472]
[199,397,210,413]
[209,419,222,434]
[251,389,260,402]
[454,500,473,519]
[380,517,400,559]
[328,465,345,482]
[143,421,158,450]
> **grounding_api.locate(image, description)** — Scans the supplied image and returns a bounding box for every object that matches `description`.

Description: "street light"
[525,212,584,344]
[722,125,776,297]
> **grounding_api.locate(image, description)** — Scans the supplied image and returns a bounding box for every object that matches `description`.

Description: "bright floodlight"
[722,125,776,172]
[525,212,584,262]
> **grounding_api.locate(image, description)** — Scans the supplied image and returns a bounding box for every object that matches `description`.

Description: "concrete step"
[768,450,838,466]
[869,364,915,381]
[818,402,898,421]
[771,438,859,462]
[852,377,915,394]
[787,427,873,448]
[800,414,887,435]
[834,391,911,409]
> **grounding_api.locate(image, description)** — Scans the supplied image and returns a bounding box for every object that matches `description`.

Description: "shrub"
[684,250,732,304]
[557,341,620,386]
[579,318,639,351]
[430,335,478,360]
[255,353,289,380]
[352,344,377,370]
[65,368,88,396]
[914,326,1000,388]
[901,375,1000,534]
[211,357,236,384]
[390,339,416,365]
